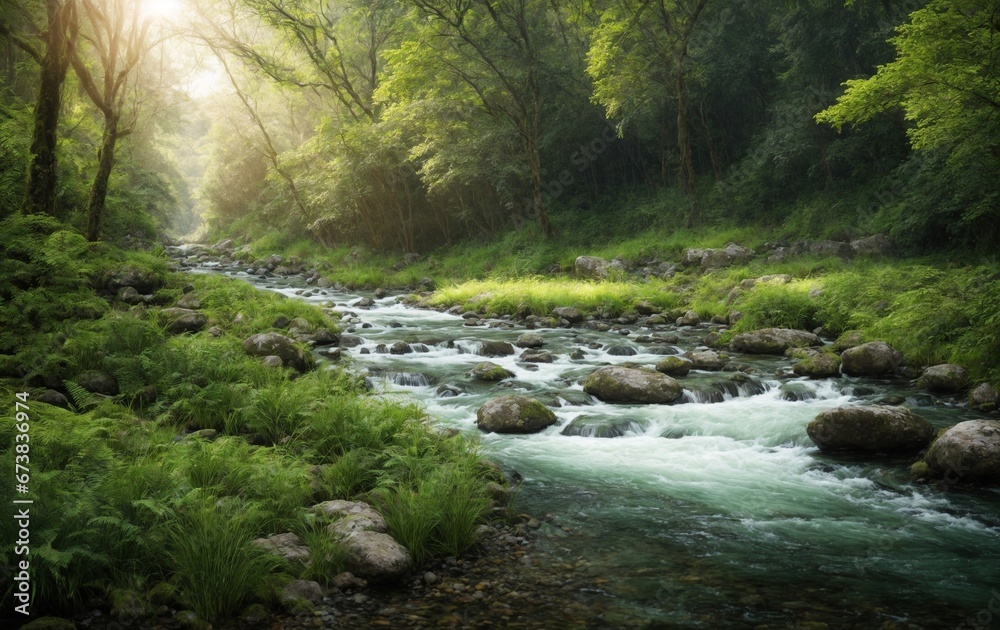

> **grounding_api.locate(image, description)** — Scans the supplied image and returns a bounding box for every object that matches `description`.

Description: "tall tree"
[70,0,152,240]
[1,0,78,215]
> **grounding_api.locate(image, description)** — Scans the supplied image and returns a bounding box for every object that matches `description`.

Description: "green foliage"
[731,282,818,332]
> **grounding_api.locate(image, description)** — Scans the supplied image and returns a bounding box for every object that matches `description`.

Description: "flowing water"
[193,259,1000,628]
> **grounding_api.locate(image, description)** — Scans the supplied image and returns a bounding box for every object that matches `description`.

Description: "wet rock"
[840,341,903,376]
[791,349,842,379]
[117,286,144,305]
[331,571,368,590]
[273,315,291,329]
[436,384,463,397]
[560,416,646,438]
[374,287,388,299]
[806,405,935,454]
[583,366,682,404]
[520,350,554,363]
[655,356,691,377]
[552,307,584,323]
[684,350,725,371]
[730,328,822,354]
[341,531,412,582]
[242,332,315,372]
[340,335,364,348]
[252,532,312,565]
[606,345,637,356]
[280,579,324,605]
[37,389,70,408]
[77,371,119,396]
[833,330,867,353]
[468,362,515,382]
[918,364,970,392]
[390,341,413,355]
[645,314,668,325]
[675,310,701,327]
[240,603,270,625]
[111,590,149,623]
[634,300,659,315]
[969,383,998,412]
[161,308,208,334]
[924,420,1000,484]
[352,297,376,309]
[311,328,338,346]
[515,332,545,348]
[477,341,515,357]
[476,395,557,434]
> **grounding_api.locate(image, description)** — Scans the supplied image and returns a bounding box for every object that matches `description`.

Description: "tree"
[816,0,999,160]
[1,0,78,216]
[69,0,155,240]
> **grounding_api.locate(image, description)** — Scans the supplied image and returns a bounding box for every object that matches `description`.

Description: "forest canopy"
[1,0,997,252]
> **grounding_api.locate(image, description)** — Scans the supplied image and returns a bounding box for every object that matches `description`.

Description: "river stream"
[192,258,1000,628]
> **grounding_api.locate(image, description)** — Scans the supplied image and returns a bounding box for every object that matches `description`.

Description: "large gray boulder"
[850,234,893,258]
[791,349,842,379]
[242,332,315,372]
[252,532,311,565]
[806,405,935,454]
[552,307,584,323]
[314,501,387,536]
[161,308,207,334]
[918,364,970,392]
[684,350,725,371]
[840,341,903,376]
[476,340,515,357]
[340,531,412,582]
[924,420,1000,484]
[468,361,514,382]
[575,256,611,279]
[583,366,683,404]
[969,383,998,412]
[730,328,823,354]
[655,356,691,377]
[515,332,545,348]
[476,395,557,434]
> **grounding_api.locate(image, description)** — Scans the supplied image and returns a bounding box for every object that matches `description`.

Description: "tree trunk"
[85,116,118,241]
[526,138,555,238]
[675,61,699,227]
[23,0,72,216]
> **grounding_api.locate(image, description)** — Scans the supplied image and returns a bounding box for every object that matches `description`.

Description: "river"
[193,257,1000,628]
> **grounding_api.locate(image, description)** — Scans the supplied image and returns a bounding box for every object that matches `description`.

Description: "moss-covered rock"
[730,328,822,354]
[583,366,682,404]
[242,332,315,372]
[917,364,970,392]
[833,330,867,353]
[969,383,998,412]
[468,361,514,381]
[476,395,557,434]
[806,405,934,454]
[655,356,691,377]
[476,340,516,357]
[840,341,902,376]
[792,349,842,379]
[161,308,208,334]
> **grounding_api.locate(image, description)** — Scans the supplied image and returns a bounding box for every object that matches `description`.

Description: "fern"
[65,380,100,411]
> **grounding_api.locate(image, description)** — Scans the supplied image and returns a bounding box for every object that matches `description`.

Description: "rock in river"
[476,395,557,434]
[840,341,902,376]
[806,405,935,454]
[918,364,970,392]
[583,366,683,404]
[468,361,514,382]
[923,420,1000,484]
[730,328,822,354]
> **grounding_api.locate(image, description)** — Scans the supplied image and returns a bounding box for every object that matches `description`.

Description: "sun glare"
[143,0,184,21]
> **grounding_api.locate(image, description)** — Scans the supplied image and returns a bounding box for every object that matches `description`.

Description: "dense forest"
[1,0,997,253]
[3,0,1000,628]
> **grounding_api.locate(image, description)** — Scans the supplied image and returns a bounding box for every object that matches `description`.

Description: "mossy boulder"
[515,332,545,348]
[103,266,163,294]
[476,340,515,357]
[684,349,725,371]
[161,308,208,334]
[923,420,1000,484]
[730,328,822,354]
[917,364,970,392]
[583,366,683,404]
[969,383,998,412]
[833,330,867,352]
[476,395,557,434]
[468,361,514,381]
[242,332,315,372]
[806,405,935,454]
[552,306,584,323]
[655,356,691,377]
[792,349,842,379]
[840,341,902,376]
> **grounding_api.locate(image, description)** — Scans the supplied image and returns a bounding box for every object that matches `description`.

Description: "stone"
[850,234,893,257]
[675,310,701,327]
[315,500,388,536]
[730,328,823,354]
[684,350,725,371]
[519,350,554,363]
[111,590,149,624]
[924,420,1000,484]
[792,349,842,379]
[468,362,515,381]
[77,371,119,396]
[840,341,903,376]
[175,293,201,309]
[240,603,270,625]
[280,580,324,605]
[476,340,515,357]
[560,416,646,438]
[311,328,338,346]
[288,316,314,334]
[352,297,376,309]
[918,364,970,392]
[806,405,935,454]
[161,308,208,334]
[476,395,557,434]
[682,243,754,270]
[583,366,683,404]
[104,266,162,294]
[262,355,283,368]
[340,531,412,582]
[634,300,659,315]
[242,332,315,372]
[655,356,691,377]
[515,332,545,348]
[331,571,368,590]
[575,256,611,279]
[37,389,70,408]
[389,341,413,355]
[606,345,637,356]
[969,383,998,412]
[552,307,584,323]
[117,286,143,305]
[252,532,312,565]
